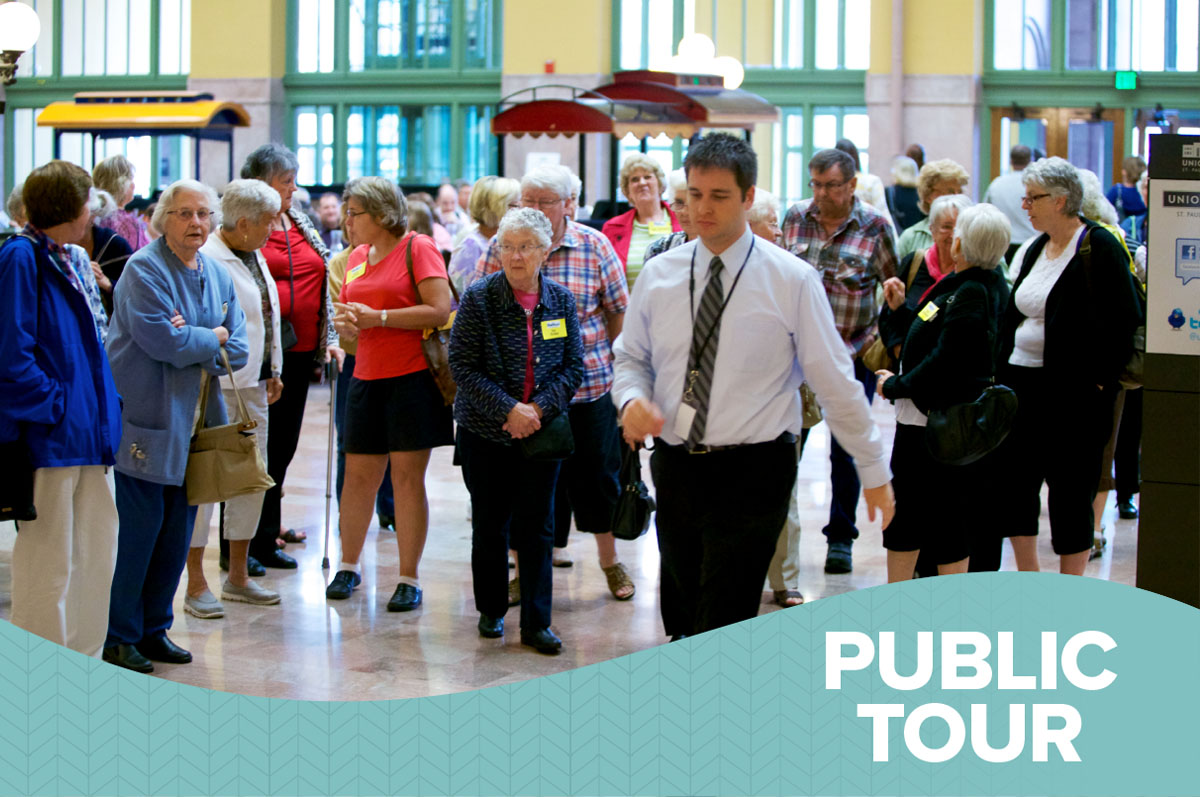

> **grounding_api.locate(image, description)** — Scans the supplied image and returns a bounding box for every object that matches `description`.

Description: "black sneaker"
[1117,499,1138,520]
[824,541,853,574]
[325,570,361,600]
[387,582,422,612]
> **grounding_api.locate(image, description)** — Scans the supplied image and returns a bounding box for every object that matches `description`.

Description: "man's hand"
[863,482,895,529]
[882,277,906,311]
[620,397,664,449]
[503,403,542,439]
[266,377,284,404]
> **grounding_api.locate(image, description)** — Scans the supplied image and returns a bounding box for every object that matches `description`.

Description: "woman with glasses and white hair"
[994,157,1142,575]
[103,179,249,672]
[450,207,583,654]
[183,179,286,619]
[874,204,1012,580]
[327,176,454,611]
[643,169,694,262]
[747,187,782,245]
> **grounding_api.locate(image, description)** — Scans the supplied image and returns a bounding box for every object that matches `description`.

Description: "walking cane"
[322,361,337,570]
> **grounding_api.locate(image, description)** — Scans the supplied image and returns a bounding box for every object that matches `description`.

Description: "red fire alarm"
[545,60,555,74]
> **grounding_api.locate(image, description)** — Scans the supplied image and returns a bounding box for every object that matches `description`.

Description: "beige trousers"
[766,439,803,593]
[10,465,118,657]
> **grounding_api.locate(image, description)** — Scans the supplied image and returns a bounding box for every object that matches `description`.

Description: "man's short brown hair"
[23,160,92,229]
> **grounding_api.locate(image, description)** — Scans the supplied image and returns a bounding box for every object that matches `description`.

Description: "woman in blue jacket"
[449,208,583,655]
[0,160,122,658]
[103,179,248,674]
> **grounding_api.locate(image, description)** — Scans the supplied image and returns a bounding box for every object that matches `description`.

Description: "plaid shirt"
[781,197,897,357]
[477,219,628,403]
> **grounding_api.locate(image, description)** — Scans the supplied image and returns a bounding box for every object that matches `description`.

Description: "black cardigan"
[878,248,939,353]
[881,267,1010,414]
[998,220,1141,391]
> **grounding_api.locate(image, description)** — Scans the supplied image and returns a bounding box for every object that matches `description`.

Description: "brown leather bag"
[405,235,460,405]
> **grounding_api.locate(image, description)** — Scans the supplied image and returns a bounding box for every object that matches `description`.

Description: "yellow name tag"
[918,303,940,322]
[346,263,366,283]
[648,221,673,236]
[541,318,567,339]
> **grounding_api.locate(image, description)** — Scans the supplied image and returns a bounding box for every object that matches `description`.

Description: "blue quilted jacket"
[449,271,583,445]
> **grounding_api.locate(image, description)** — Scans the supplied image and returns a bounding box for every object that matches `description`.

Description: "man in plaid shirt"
[476,165,637,602]
[782,147,897,576]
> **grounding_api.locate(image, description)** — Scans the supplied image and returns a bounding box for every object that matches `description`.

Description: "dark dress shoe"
[253,548,297,569]
[137,635,192,664]
[220,553,266,577]
[520,627,562,655]
[325,570,361,600]
[377,513,395,531]
[478,614,504,638]
[387,583,422,612]
[103,644,154,673]
[1118,499,1139,519]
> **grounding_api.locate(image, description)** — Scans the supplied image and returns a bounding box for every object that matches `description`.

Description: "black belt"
[655,431,796,455]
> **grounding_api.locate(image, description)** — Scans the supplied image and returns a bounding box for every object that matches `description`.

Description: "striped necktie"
[685,256,724,449]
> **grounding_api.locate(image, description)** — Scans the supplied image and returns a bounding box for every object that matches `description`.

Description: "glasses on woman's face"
[344,209,370,219]
[167,208,212,222]
[1021,192,1051,207]
[499,242,542,257]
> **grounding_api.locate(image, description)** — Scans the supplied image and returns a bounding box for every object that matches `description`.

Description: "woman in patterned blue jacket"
[449,208,583,655]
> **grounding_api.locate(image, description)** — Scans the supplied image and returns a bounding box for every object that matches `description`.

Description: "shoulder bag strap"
[197,347,254,430]
[404,234,460,308]
[906,249,923,292]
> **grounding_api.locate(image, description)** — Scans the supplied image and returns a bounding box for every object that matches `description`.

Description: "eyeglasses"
[1021,192,1052,207]
[670,198,687,210]
[808,179,849,192]
[167,209,212,222]
[499,243,543,257]
[521,197,564,210]
[344,209,370,218]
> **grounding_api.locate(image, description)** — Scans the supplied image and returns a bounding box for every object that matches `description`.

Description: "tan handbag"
[185,348,275,506]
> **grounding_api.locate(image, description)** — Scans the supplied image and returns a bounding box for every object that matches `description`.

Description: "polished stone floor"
[0,383,1139,701]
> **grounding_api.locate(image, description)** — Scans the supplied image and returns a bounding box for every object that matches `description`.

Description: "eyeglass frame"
[520,196,566,211]
[165,208,213,222]
[498,242,545,257]
[1021,192,1053,207]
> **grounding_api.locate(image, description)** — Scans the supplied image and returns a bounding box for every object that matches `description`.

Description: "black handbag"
[0,439,37,522]
[516,412,575,461]
[924,383,1018,466]
[611,443,655,541]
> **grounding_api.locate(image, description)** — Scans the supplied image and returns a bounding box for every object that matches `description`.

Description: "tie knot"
[709,256,724,275]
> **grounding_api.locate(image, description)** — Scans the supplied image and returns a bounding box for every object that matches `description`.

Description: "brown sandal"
[773,589,805,607]
[602,563,635,601]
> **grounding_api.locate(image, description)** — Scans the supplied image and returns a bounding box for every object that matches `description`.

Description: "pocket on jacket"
[116,420,173,476]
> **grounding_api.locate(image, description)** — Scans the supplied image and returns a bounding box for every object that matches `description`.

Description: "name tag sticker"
[918,303,940,322]
[541,318,567,339]
[648,221,673,236]
[346,263,367,283]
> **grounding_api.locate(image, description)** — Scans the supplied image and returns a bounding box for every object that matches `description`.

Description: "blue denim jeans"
[821,357,875,546]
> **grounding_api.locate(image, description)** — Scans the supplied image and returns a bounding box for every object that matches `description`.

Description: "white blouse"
[1009,226,1084,368]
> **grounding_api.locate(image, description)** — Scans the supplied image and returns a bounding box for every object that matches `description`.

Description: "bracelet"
[380,309,388,327]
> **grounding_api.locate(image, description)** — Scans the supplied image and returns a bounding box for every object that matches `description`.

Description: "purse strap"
[196,347,254,430]
[404,233,460,319]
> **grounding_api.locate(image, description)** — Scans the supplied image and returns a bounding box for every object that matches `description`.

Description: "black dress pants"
[650,435,798,637]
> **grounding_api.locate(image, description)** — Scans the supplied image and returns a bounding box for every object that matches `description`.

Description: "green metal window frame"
[980,0,1200,183]
[4,0,190,196]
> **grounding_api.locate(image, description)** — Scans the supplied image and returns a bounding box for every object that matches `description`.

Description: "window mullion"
[803,0,816,70]
[837,0,845,68]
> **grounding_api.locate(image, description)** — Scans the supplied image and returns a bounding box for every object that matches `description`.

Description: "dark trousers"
[458,427,560,631]
[335,353,394,515]
[1114,387,1142,501]
[823,358,876,545]
[107,472,196,647]
[650,436,798,637]
[552,394,622,546]
[251,349,314,558]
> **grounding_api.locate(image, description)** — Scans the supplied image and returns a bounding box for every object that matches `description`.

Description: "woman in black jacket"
[874,204,1012,581]
[995,157,1142,575]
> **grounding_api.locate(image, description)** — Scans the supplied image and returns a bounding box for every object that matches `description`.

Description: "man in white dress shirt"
[613,133,895,639]
[983,145,1038,263]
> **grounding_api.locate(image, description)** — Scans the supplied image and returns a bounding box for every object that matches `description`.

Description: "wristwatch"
[380,309,388,327]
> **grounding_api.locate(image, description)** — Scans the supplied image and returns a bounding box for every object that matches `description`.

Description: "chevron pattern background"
[1,572,1197,796]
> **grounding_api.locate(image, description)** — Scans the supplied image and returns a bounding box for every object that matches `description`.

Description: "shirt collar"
[696,225,754,274]
[554,219,584,252]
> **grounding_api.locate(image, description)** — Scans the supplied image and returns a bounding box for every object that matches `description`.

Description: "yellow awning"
[37,100,250,131]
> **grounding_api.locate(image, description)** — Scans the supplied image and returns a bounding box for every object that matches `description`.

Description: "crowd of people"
[0,133,1146,672]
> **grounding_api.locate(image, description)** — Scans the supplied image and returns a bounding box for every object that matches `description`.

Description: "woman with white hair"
[103,179,249,672]
[643,169,694,261]
[873,204,1013,580]
[601,153,681,288]
[183,179,286,619]
[747,187,782,244]
[994,157,1143,575]
[449,207,583,653]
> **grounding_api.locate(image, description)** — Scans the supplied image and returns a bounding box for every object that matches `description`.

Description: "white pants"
[10,465,118,657]
[766,440,802,593]
[191,382,270,548]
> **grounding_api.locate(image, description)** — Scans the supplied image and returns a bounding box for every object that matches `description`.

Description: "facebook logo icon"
[1178,239,1200,285]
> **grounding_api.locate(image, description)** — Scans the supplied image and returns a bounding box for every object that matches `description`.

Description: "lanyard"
[687,235,756,370]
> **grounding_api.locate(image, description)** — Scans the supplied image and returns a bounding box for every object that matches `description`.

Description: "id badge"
[918,302,940,322]
[346,263,367,284]
[673,402,697,439]
[541,318,567,339]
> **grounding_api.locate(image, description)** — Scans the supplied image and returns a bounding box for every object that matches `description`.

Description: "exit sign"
[1116,71,1137,90]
